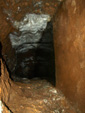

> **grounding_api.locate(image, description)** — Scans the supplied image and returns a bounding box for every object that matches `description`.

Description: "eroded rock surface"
[1,60,76,113]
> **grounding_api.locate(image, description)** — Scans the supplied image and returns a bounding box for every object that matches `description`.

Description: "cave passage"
[2,14,55,85]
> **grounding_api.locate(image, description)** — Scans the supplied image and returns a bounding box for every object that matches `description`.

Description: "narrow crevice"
[1,14,56,86]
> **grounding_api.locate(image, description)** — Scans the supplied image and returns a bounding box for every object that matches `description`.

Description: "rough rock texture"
[1,59,76,113]
[0,0,85,112]
[53,0,85,112]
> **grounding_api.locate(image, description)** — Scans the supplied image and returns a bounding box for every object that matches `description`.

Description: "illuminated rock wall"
[53,0,85,112]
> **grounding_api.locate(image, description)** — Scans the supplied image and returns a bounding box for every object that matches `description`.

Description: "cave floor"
[1,78,76,113]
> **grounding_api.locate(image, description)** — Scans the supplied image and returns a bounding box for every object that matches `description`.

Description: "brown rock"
[53,0,85,112]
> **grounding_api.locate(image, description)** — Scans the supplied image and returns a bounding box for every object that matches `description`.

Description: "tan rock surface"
[1,60,77,113]
[53,0,85,112]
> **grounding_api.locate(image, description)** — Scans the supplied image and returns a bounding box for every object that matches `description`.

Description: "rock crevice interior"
[0,0,85,113]
[3,14,55,85]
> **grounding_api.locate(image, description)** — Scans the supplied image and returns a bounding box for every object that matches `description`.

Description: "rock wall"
[53,0,85,112]
[0,0,85,112]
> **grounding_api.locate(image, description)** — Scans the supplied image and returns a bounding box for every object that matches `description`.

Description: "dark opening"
[3,22,55,85]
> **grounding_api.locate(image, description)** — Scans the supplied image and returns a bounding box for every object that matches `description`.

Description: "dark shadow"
[14,22,55,86]
[0,41,12,77]
[0,42,2,76]
[2,22,56,86]
[34,22,55,86]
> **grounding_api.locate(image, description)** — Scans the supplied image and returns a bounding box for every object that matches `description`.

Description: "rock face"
[53,0,85,112]
[0,0,85,112]
[1,60,77,113]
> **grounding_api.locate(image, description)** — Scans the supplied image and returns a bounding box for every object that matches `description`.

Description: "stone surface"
[1,59,76,113]
[53,0,85,112]
[0,0,85,112]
